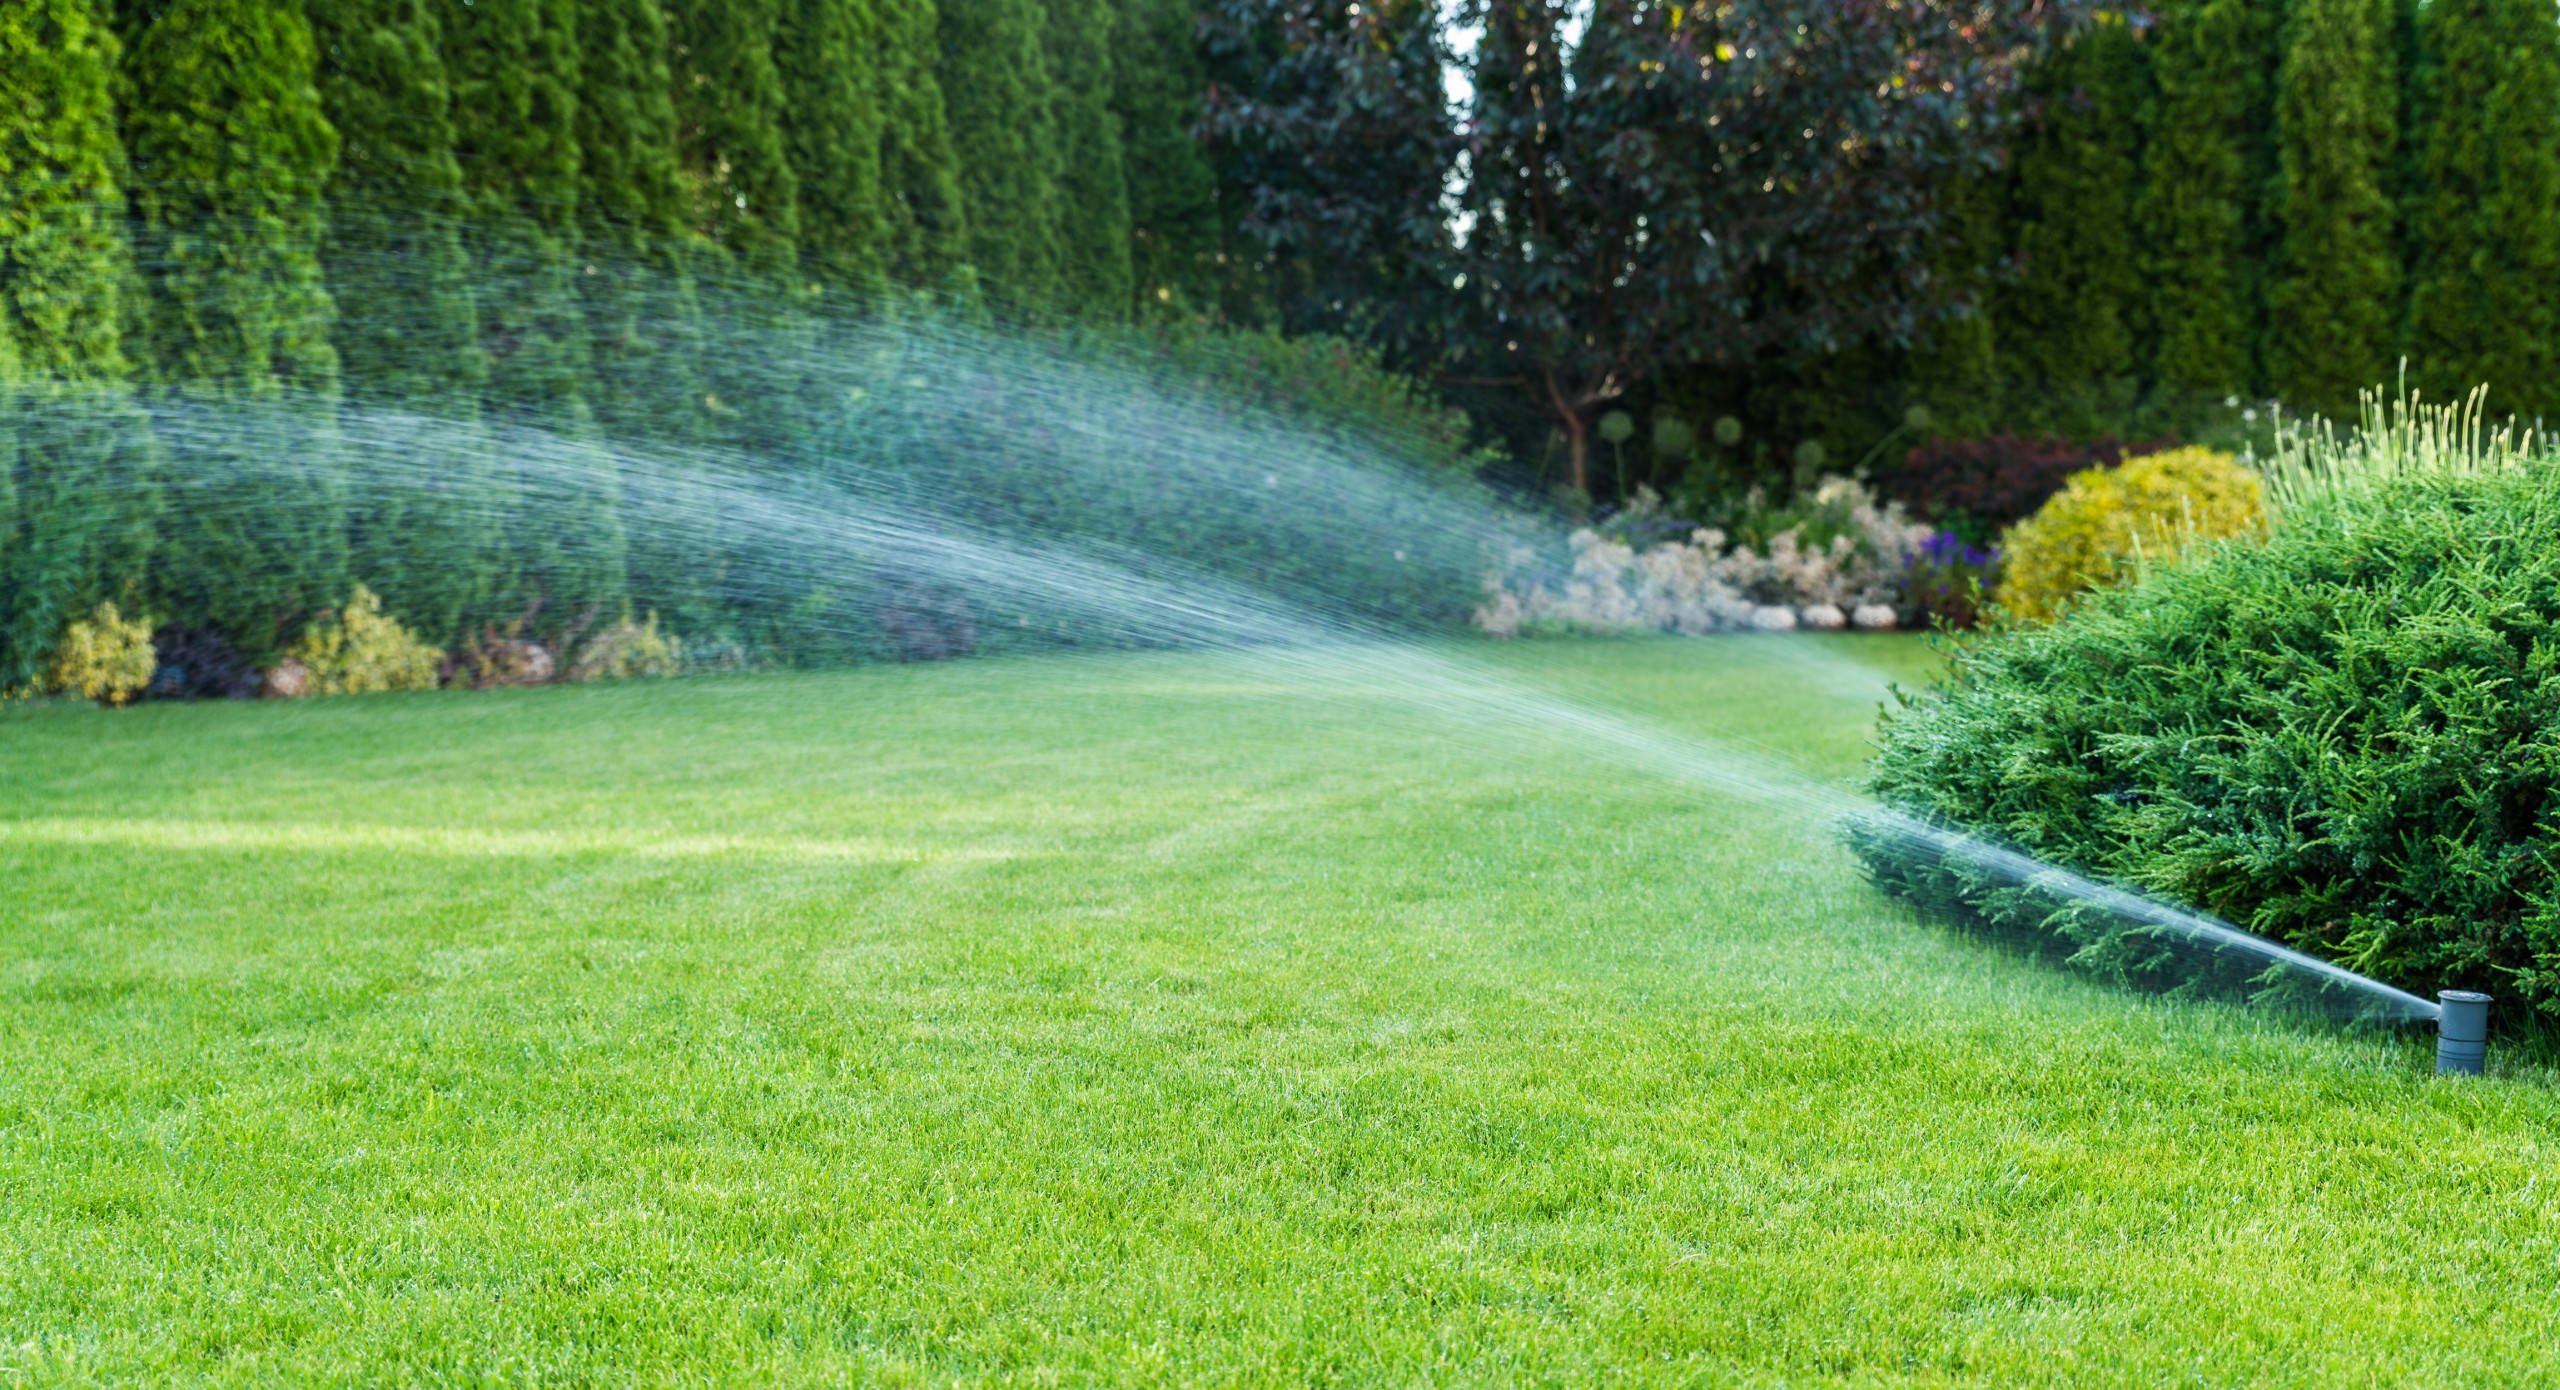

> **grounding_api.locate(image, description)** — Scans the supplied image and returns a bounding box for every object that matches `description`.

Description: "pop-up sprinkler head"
[2436,990,2492,1076]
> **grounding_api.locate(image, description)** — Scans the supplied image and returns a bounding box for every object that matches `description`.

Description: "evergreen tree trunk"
[1992,15,2147,436]
[876,0,971,288]
[118,0,345,663]
[938,0,1067,311]
[0,0,157,689]
[1112,0,1223,313]
[2404,0,2560,421]
[307,0,497,646]
[445,0,627,634]
[2267,0,2403,421]
[1046,0,1134,319]
[2138,0,2280,409]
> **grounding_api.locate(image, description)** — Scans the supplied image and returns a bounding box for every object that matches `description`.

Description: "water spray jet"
[2435,990,2491,1076]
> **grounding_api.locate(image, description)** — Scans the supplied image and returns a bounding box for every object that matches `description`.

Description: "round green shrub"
[1995,446,2263,623]
[1859,468,2560,1013]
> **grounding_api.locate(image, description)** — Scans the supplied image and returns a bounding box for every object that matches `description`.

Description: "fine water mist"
[10,206,2439,1030]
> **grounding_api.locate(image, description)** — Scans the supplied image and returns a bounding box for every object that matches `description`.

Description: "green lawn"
[4,637,2556,1385]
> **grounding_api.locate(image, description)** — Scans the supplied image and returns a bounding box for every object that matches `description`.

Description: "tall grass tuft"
[2256,376,2551,517]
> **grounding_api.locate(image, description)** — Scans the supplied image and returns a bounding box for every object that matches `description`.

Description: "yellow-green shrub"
[1995,446,2264,622]
[566,611,683,682]
[289,586,444,695]
[36,602,157,706]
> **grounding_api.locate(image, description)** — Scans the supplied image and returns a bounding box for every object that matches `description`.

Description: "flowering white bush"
[1476,479,1932,637]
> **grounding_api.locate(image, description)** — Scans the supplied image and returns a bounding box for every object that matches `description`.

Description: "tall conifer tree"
[2403,0,2560,420]
[307,0,497,644]
[776,0,890,289]
[2137,0,2280,405]
[118,0,345,660]
[1906,171,2010,440]
[938,0,1068,310]
[1112,0,1222,312]
[876,0,971,288]
[0,0,156,686]
[1992,15,2147,434]
[2266,0,2402,420]
[445,0,627,628]
[670,0,803,276]
[1046,0,1134,318]
[577,0,712,446]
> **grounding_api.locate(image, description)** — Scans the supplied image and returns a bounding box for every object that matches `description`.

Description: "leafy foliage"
[568,611,685,681]
[288,585,445,695]
[2266,0,2402,421]
[1203,0,2088,492]
[937,0,1066,311]
[1995,445,2262,622]
[1995,13,2145,435]
[34,601,156,707]
[117,0,346,662]
[1863,467,2560,1013]
[2137,0,2281,405]
[0,0,154,691]
[2402,0,2560,422]
[1883,433,2169,545]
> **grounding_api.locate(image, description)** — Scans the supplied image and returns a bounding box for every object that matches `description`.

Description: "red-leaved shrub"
[1884,434,2176,542]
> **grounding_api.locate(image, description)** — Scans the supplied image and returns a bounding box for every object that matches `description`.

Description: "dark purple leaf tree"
[1205,0,2089,494]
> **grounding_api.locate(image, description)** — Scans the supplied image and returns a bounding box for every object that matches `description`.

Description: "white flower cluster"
[1476,478,1931,637]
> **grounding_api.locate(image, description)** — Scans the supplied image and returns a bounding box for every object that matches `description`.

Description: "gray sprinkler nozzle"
[2436,990,2492,1076]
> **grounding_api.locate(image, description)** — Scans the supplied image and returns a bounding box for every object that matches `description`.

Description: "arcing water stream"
[10,213,2441,1030]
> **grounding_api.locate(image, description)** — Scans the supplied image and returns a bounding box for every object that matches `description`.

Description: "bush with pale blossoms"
[1476,480,1932,637]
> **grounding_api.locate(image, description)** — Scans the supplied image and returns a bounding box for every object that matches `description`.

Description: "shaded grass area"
[3,635,2556,1384]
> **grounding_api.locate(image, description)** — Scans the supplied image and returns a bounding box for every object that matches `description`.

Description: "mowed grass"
[4,636,2557,1385]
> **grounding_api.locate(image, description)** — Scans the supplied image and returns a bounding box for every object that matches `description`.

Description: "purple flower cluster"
[1899,529,2000,629]
[1914,529,1996,570]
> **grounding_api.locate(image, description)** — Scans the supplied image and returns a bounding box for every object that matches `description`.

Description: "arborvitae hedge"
[2267,0,2402,423]
[1993,14,2146,435]
[670,0,802,276]
[1044,0,1135,319]
[0,0,155,688]
[118,0,346,661]
[776,0,889,290]
[444,0,627,630]
[2404,0,2560,422]
[2138,0,2279,405]
[574,0,712,450]
[1113,0,1224,313]
[938,0,1067,311]
[307,0,499,646]
[875,0,971,288]
[1906,170,2009,441]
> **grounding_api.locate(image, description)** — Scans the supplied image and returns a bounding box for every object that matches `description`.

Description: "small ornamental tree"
[1205,0,2092,495]
[776,0,890,289]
